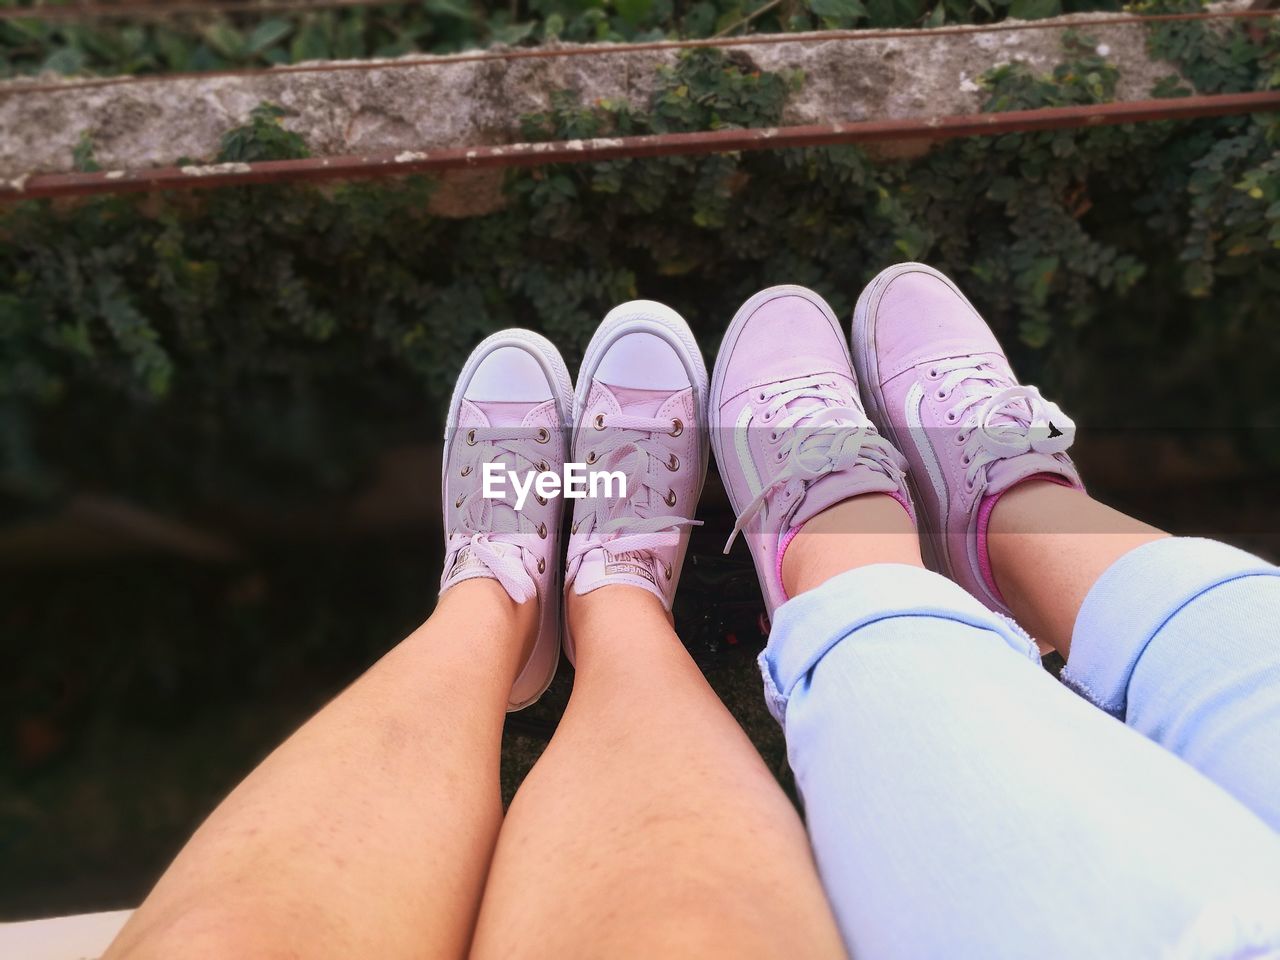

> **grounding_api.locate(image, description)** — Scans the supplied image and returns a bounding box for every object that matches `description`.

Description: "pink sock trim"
[977,473,1076,603]
[888,489,915,526]
[775,525,802,603]
[774,490,916,603]
[975,495,1004,603]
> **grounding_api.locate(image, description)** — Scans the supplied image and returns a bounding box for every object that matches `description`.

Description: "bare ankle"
[781,494,922,598]
[567,585,676,658]
[986,481,1167,656]
[431,579,538,676]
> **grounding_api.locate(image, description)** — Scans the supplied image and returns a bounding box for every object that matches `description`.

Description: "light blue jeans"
[761,538,1280,959]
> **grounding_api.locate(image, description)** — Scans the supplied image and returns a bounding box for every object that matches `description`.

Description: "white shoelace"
[724,376,903,552]
[566,411,699,573]
[929,357,1075,490]
[447,427,548,603]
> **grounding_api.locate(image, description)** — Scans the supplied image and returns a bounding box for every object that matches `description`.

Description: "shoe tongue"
[570,544,668,608]
[604,384,672,417]
[473,400,540,421]
[443,538,518,589]
[986,453,1078,496]
[782,463,901,532]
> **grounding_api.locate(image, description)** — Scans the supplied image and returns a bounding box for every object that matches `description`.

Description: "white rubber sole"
[566,300,710,662]
[443,328,574,712]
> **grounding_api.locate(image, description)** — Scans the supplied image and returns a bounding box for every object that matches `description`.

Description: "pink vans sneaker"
[851,262,1082,615]
[441,329,573,711]
[710,285,912,618]
[563,301,709,661]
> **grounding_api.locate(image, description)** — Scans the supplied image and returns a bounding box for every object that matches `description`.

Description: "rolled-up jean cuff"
[758,563,1039,729]
[1062,537,1280,718]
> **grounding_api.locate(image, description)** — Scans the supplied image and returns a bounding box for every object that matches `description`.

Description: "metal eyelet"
[927,368,939,380]
[571,521,579,534]
[664,489,677,507]
[461,465,472,477]
[769,431,778,443]
[757,391,767,402]
[535,428,550,443]
[594,414,606,430]
[454,496,464,508]
[538,460,549,472]
[666,453,679,471]
[536,494,548,506]
[663,563,672,581]
[936,388,948,401]
[586,451,598,465]
[669,418,683,437]
[466,429,477,445]
[537,522,547,539]
[537,557,546,573]
[946,412,958,424]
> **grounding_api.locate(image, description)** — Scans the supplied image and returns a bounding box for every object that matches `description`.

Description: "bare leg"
[782,494,922,593]
[105,580,533,960]
[986,480,1167,656]
[470,585,846,960]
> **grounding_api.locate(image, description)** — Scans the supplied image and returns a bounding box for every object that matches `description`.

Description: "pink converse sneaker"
[851,262,1082,615]
[441,329,574,711]
[710,285,912,618]
[563,301,709,661]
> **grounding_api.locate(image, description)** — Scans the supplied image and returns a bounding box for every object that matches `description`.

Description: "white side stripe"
[735,404,763,496]
[905,382,947,526]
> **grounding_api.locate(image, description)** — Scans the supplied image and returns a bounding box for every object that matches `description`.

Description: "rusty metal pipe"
[4,91,1277,201]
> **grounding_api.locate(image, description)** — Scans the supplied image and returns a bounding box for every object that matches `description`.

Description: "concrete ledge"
[0,11,1193,184]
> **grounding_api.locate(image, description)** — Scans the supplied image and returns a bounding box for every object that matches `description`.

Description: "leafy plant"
[1139,0,1280,297]
[216,102,311,163]
[71,131,100,173]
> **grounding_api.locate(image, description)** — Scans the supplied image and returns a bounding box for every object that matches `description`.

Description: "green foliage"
[71,131,100,173]
[981,31,1119,110]
[2,34,1279,516]
[1140,0,1272,94]
[0,3,499,78]
[808,0,870,29]
[1,0,1126,80]
[1138,0,1280,298]
[216,102,311,163]
[522,49,798,142]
